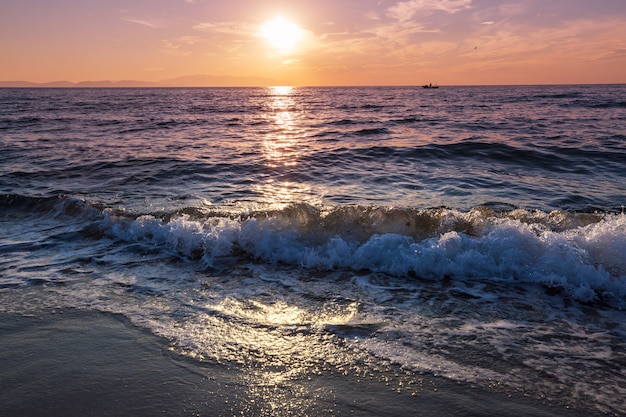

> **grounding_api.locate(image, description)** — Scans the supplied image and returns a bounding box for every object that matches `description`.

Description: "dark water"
[1,85,625,415]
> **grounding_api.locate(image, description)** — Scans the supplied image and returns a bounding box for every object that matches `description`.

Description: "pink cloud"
[387,0,473,22]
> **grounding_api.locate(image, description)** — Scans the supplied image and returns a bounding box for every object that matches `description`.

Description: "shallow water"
[1,311,603,417]
[1,85,625,415]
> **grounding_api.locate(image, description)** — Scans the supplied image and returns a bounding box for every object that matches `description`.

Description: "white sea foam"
[102,208,626,307]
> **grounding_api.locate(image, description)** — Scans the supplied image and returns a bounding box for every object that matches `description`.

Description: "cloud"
[192,21,256,37]
[122,17,159,29]
[597,46,626,61]
[387,0,472,22]
[281,58,301,66]
[364,10,381,20]
[157,36,203,56]
[367,20,439,41]
[176,36,199,45]
[305,4,626,84]
[456,17,626,76]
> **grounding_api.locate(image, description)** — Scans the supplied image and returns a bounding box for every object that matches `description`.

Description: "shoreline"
[0,309,604,417]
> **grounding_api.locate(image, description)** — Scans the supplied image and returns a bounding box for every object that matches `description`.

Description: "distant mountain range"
[0,74,280,88]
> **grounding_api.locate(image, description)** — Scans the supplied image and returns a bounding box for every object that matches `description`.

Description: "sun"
[260,16,303,54]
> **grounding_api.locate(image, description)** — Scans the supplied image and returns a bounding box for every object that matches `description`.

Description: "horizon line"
[2,80,626,88]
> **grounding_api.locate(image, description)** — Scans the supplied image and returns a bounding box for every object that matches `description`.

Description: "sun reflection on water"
[179,288,393,415]
[269,85,294,96]
[257,86,322,209]
[262,86,304,169]
[253,180,319,210]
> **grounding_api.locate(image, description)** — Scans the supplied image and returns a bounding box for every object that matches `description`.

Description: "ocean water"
[1,85,625,415]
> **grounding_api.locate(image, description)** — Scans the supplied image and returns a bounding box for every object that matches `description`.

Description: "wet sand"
[0,310,601,417]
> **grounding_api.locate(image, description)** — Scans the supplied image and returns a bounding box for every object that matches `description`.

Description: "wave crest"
[94,202,626,306]
[4,195,623,305]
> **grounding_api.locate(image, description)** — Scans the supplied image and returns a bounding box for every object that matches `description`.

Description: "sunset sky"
[2,0,626,86]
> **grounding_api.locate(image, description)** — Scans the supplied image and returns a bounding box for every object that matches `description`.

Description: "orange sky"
[2,0,626,86]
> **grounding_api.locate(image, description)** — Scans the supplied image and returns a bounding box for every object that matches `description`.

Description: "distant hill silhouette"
[0,74,279,88]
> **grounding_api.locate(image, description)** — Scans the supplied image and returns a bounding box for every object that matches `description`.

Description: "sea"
[1,85,625,415]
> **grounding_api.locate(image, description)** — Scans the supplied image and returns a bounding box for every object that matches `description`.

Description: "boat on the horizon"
[422,83,439,89]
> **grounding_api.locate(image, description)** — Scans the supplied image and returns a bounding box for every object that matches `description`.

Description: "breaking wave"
[6,194,623,307]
